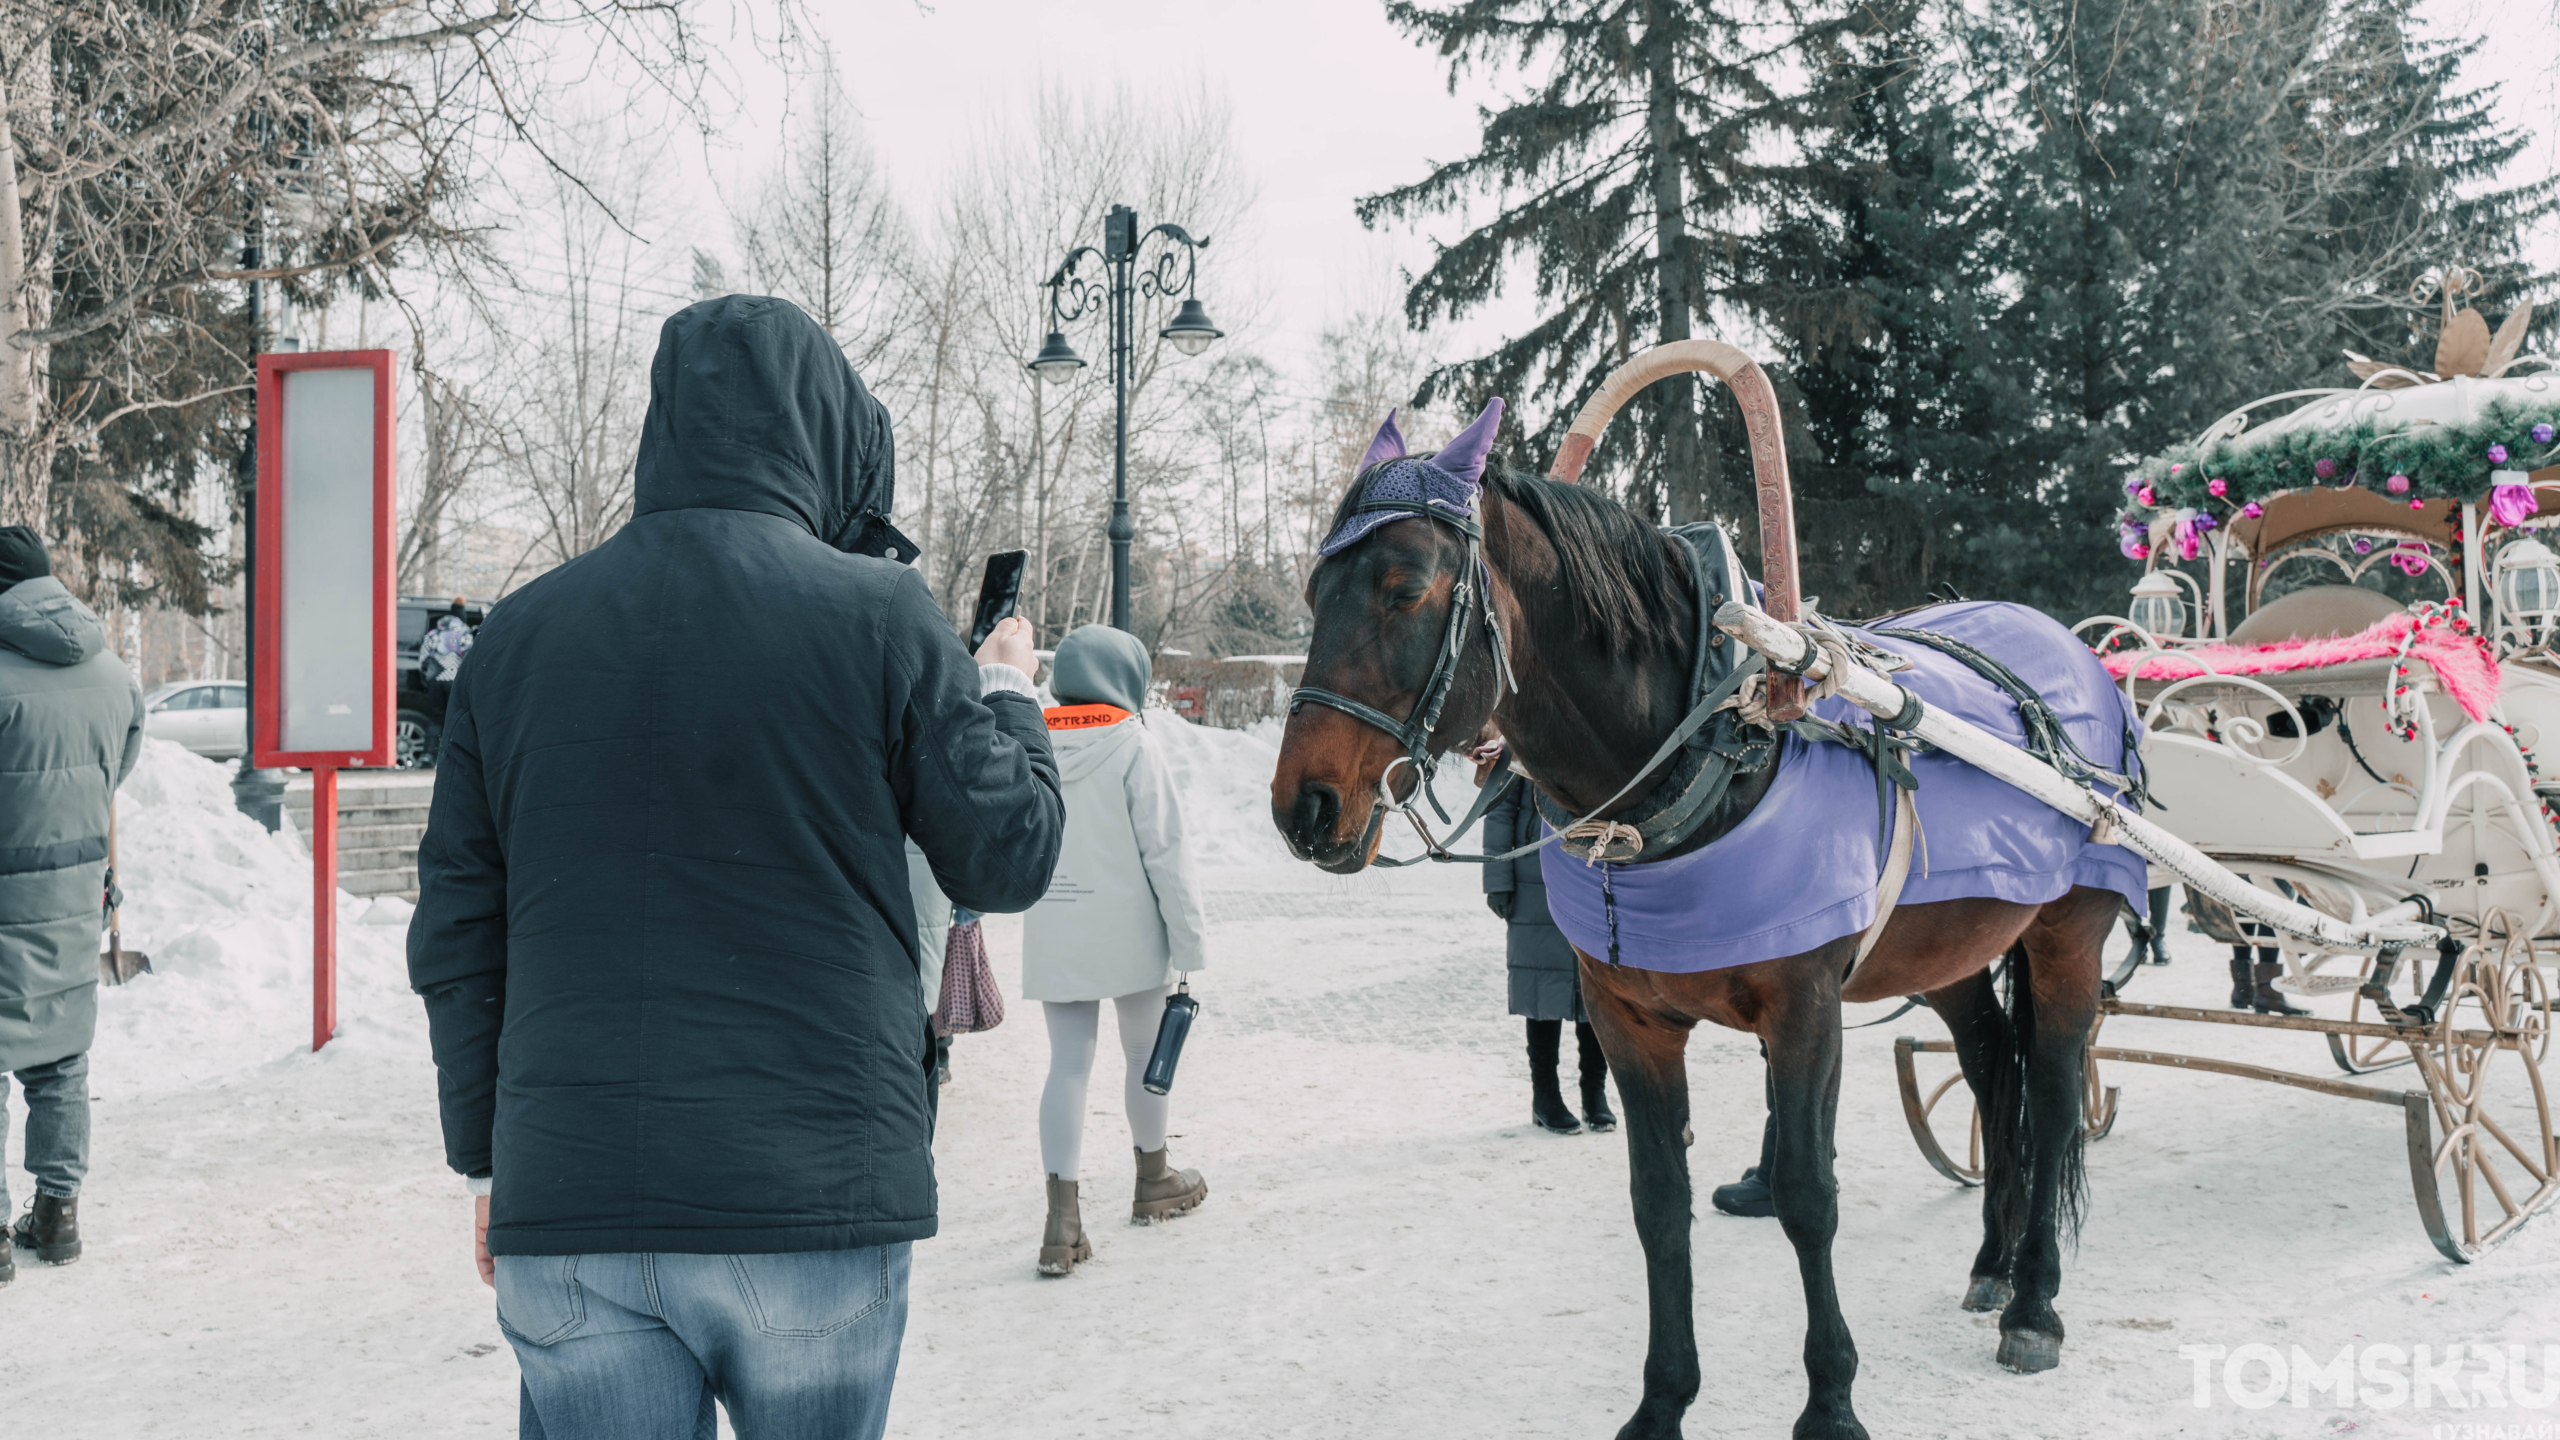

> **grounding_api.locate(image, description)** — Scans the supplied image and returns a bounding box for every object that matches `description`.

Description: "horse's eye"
[1389,587,1428,611]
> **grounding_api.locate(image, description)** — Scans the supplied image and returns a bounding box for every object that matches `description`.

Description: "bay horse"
[1269,342,2121,1440]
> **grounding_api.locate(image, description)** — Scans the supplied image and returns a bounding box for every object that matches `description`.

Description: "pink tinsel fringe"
[2100,612,2502,722]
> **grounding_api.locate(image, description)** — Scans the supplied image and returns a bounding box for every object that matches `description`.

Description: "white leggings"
[1040,986,1174,1182]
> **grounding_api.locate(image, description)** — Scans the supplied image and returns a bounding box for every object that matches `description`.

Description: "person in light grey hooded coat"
[0,527,145,1281]
[1021,624,1208,1276]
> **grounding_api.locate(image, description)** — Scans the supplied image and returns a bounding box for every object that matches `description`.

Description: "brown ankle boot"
[12,1194,79,1265]
[1132,1146,1208,1223]
[1038,1176,1090,1276]
[2252,961,2310,1017]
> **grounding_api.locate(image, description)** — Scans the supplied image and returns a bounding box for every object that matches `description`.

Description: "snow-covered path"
[8,741,2557,1438]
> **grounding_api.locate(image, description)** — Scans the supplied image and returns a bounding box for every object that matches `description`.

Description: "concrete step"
[341,870,420,898]
[333,823,428,850]
[336,841,418,868]
[288,804,431,833]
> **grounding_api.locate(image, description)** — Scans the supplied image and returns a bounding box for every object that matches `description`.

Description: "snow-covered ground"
[8,733,2558,1438]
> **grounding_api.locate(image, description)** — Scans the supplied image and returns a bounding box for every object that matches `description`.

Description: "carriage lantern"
[2496,535,2560,644]
[2128,570,2187,640]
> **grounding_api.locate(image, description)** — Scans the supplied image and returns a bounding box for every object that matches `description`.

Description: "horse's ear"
[1432,397,1505,488]
[1357,409,1407,475]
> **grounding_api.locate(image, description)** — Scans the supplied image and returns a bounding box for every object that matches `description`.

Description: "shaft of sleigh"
[1709,600,2443,954]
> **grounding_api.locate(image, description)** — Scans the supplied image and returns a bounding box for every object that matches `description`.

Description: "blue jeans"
[2,1051,89,1216]
[495,1244,910,1440]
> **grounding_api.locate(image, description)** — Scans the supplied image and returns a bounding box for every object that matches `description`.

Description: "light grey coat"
[0,578,145,1072]
[1020,624,1205,1003]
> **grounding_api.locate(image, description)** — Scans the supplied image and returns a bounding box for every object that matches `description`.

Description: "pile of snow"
[1149,711,1486,871]
[1147,709,1294,869]
[91,740,415,1097]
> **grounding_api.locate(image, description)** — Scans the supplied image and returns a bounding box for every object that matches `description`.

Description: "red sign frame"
[251,349,397,771]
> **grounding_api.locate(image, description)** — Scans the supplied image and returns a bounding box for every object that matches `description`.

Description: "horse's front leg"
[1582,954,1700,1440]
[1764,946,1867,1440]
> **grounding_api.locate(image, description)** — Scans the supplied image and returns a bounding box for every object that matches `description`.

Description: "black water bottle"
[1141,980,1198,1096]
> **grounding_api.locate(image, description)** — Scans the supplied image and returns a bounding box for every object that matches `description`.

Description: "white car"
[143,680,249,760]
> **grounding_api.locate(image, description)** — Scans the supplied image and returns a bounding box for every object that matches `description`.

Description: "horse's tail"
[1989,944,2090,1253]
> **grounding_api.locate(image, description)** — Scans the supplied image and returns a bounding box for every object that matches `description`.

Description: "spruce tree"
[1358,0,1846,520]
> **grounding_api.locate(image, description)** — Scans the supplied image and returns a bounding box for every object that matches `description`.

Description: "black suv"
[396,595,490,768]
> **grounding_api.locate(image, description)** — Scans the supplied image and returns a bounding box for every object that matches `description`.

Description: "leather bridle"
[1289,495,1516,824]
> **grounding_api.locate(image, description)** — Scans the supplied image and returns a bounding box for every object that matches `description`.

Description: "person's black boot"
[2145,885,2175,964]
[1713,1108,1778,1217]
[1527,1019,1580,1134]
[1711,1166,1776,1218]
[1575,1022,1616,1132]
[2252,956,2310,1017]
[2229,951,2255,1009]
[1,1231,15,1285]
[12,1193,80,1265]
[933,1035,953,1087]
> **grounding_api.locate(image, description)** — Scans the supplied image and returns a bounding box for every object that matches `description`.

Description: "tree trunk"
[1643,0,1714,527]
[0,55,51,527]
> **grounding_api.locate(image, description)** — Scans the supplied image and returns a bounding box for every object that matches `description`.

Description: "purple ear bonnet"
[1318,398,1506,557]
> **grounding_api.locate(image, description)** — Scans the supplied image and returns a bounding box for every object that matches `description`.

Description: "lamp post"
[1027,204,1222,631]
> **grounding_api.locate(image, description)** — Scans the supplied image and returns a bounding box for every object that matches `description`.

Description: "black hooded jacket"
[409,296,1063,1255]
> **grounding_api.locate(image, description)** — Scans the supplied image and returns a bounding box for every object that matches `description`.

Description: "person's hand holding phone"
[975,615,1035,677]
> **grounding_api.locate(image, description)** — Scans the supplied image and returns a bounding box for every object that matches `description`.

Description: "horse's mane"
[1482,469,1691,658]
[1322,458,1692,659]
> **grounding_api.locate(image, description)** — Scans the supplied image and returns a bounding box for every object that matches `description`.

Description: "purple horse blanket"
[1539,601,2148,974]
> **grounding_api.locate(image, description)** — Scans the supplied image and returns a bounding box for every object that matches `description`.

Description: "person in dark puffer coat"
[1477,745,1614,1135]
[409,296,1064,1440]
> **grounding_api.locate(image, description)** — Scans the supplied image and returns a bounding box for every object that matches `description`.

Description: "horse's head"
[1272,400,1508,872]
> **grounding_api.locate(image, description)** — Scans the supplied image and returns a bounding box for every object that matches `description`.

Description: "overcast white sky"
[677,0,2560,386]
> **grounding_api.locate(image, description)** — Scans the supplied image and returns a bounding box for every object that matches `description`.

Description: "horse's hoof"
[1960,1275,2012,1312]
[1792,1402,1870,1440]
[1997,1328,2063,1374]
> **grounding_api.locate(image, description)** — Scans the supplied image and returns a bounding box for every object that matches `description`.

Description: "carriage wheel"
[2332,951,2425,1075]
[2404,947,2560,1262]
[1894,1038,1985,1186]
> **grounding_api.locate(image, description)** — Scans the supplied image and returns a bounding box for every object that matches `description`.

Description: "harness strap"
[1372,650,1772,869]
[1852,787,1923,969]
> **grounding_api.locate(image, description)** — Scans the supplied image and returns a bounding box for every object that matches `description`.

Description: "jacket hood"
[0,576,106,666]
[1050,624,1150,713]
[1052,715,1142,782]
[632,295,916,559]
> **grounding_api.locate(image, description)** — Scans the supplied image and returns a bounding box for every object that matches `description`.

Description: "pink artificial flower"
[2170,463,2185,475]
[2491,480,2540,528]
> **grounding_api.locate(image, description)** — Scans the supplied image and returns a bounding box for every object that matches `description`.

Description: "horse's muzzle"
[1279,780,1343,863]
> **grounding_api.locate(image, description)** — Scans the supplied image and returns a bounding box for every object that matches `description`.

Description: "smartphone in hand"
[969,550,1030,652]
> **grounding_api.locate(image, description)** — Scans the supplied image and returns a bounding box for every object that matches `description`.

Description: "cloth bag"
[933,910,1005,1036]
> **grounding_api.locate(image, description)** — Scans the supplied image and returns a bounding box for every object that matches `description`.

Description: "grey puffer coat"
[0,578,144,1072]
[1482,774,1584,1023]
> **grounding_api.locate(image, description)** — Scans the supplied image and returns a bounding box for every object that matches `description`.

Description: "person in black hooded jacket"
[408,296,1063,1440]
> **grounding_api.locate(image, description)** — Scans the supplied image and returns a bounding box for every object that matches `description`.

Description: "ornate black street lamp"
[1028,204,1221,631]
